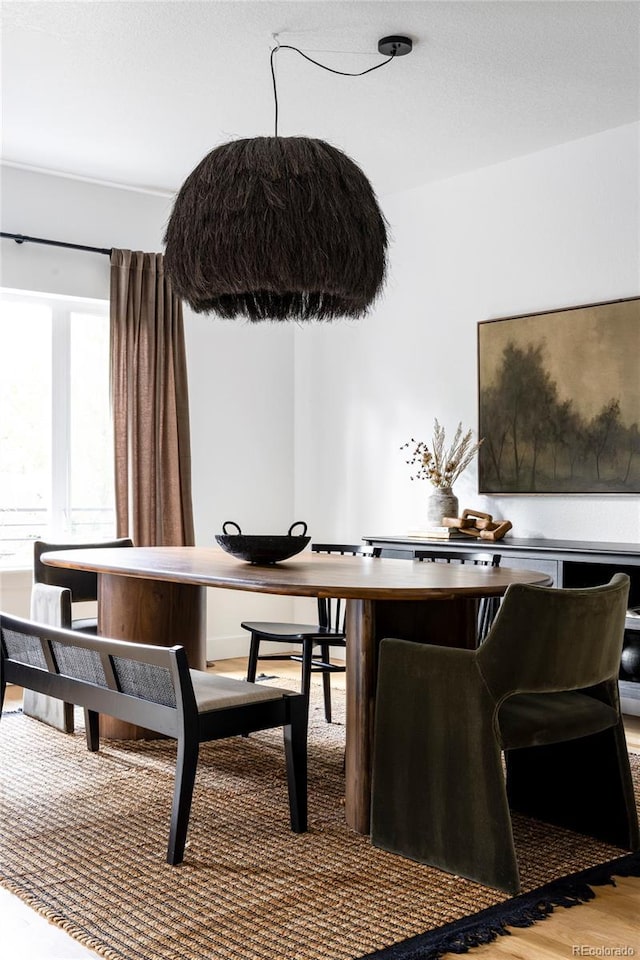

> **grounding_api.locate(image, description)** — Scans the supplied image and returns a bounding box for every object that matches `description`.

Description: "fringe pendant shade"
[164,136,388,321]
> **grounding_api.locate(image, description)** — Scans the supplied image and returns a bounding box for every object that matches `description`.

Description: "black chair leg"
[283,695,308,832]
[167,736,200,865]
[320,641,332,722]
[246,633,260,682]
[477,599,488,643]
[85,709,99,751]
[478,597,500,643]
[300,638,314,716]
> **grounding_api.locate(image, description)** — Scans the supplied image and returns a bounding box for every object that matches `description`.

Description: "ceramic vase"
[426,487,459,526]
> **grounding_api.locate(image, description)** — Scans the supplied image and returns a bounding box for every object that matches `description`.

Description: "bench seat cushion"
[190,670,296,713]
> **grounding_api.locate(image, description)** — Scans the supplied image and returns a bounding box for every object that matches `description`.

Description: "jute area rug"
[1,685,639,960]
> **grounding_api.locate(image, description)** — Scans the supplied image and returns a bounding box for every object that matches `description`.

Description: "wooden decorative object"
[442,509,513,541]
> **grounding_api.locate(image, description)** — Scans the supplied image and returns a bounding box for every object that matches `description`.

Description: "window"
[0,289,115,567]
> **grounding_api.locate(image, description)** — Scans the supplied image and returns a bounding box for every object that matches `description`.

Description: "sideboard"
[363,535,640,714]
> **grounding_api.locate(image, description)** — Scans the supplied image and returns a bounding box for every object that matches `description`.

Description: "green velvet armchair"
[371,573,639,893]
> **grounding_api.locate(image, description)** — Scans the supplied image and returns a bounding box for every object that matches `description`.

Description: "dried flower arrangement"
[402,420,483,489]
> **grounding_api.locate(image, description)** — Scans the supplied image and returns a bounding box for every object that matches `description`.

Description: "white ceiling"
[2,1,639,197]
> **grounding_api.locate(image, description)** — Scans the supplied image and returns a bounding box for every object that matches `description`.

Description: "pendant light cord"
[270,44,395,137]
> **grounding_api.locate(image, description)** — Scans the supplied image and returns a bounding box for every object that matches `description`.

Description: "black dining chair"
[32,538,134,633]
[241,543,372,723]
[415,549,502,643]
[26,537,134,732]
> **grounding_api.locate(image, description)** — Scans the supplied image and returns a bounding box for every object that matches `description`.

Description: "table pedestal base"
[98,573,206,739]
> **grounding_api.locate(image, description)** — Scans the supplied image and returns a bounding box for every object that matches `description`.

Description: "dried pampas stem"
[164,136,388,322]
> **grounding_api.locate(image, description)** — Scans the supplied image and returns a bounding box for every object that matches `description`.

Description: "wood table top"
[43,547,553,601]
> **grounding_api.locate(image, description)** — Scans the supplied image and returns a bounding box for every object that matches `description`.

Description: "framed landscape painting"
[478,297,640,494]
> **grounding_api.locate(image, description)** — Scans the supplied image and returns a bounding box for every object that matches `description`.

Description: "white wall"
[294,123,640,544]
[0,165,296,656]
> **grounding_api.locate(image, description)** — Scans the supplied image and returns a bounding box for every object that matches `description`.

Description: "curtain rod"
[1,232,112,256]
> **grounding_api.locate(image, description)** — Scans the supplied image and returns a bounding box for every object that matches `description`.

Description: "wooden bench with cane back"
[0,612,308,865]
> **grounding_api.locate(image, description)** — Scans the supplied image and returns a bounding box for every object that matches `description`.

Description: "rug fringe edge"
[358,850,640,960]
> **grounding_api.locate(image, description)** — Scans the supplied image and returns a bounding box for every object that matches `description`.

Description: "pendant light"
[164,36,412,322]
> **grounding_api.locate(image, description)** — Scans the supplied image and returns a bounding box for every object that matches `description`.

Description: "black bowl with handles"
[215,521,310,564]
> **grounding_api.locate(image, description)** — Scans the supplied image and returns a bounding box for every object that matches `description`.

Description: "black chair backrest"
[310,543,366,630]
[416,550,501,642]
[34,539,134,603]
[415,550,501,566]
[1,612,192,736]
[311,543,367,555]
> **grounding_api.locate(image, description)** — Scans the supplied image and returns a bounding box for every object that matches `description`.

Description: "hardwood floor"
[468,877,640,958]
[2,662,639,959]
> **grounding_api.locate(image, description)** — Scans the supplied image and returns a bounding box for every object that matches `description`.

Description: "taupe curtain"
[110,249,195,546]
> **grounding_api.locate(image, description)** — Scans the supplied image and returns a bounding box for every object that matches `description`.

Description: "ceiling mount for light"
[164,35,413,322]
[378,36,413,58]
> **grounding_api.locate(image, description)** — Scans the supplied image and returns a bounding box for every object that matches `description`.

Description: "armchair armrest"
[371,636,515,889]
[373,637,497,783]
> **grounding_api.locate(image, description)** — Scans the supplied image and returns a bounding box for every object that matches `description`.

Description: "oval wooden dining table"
[43,547,552,834]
